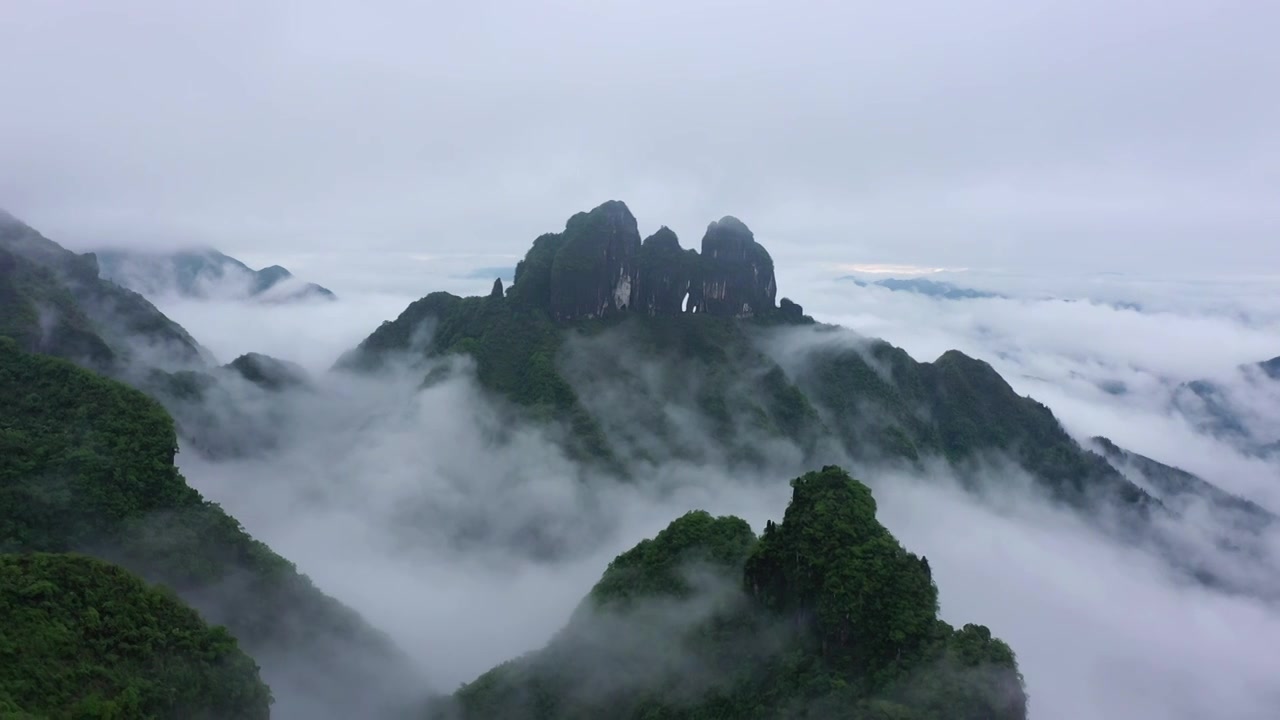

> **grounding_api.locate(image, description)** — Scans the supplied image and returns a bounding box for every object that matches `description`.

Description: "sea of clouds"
[150,259,1280,720]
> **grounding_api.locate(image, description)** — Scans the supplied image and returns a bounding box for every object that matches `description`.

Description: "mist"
[141,270,1280,720]
[4,1,1278,715]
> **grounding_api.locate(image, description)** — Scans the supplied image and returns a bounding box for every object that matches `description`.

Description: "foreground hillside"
[0,338,416,716]
[431,467,1027,719]
[0,553,271,719]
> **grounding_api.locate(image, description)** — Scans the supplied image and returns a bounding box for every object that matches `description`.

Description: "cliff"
[509,200,789,322]
[548,200,641,321]
[694,215,778,317]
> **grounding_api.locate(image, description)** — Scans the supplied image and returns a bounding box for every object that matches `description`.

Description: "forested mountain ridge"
[432,467,1028,720]
[337,200,1280,600]
[339,200,1151,511]
[0,339,418,717]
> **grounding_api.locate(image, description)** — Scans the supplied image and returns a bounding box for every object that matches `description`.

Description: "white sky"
[2,0,1277,278]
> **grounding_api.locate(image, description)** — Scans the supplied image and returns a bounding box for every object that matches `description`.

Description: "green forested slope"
[0,339,414,714]
[436,467,1027,720]
[0,552,271,719]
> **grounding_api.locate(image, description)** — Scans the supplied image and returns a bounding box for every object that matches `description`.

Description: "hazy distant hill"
[1170,357,1280,459]
[842,275,1148,312]
[842,276,1004,300]
[96,247,336,302]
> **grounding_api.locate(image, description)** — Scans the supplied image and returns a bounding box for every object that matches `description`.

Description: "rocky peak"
[635,226,698,316]
[509,202,783,322]
[696,216,777,318]
[548,200,642,321]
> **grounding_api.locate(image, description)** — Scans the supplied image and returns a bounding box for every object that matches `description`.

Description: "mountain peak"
[509,202,782,321]
[708,214,751,236]
[697,213,776,317]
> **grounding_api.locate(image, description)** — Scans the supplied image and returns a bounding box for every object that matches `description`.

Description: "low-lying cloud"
[153,275,1280,720]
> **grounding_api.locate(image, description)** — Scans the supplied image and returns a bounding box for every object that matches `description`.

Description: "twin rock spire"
[508,200,787,322]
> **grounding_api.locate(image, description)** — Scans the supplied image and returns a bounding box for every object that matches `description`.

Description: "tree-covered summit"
[437,466,1027,720]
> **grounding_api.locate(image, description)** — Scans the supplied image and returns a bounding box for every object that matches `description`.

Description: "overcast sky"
[2,0,1277,279]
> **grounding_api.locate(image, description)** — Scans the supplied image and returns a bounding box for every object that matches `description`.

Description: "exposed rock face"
[695,216,777,318]
[511,201,782,322]
[548,200,642,321]
[635,226,698,316]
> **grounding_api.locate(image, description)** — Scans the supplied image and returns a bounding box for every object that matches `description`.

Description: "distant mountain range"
[1172,357,1280,459]
[96,248,336,302]
[842,276,1004,300]
[843,275,1146,311]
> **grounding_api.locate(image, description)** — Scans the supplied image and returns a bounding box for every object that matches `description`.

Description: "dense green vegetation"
[0,553,271,719]
[437,467,1027,720]
[0,339,412,714]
